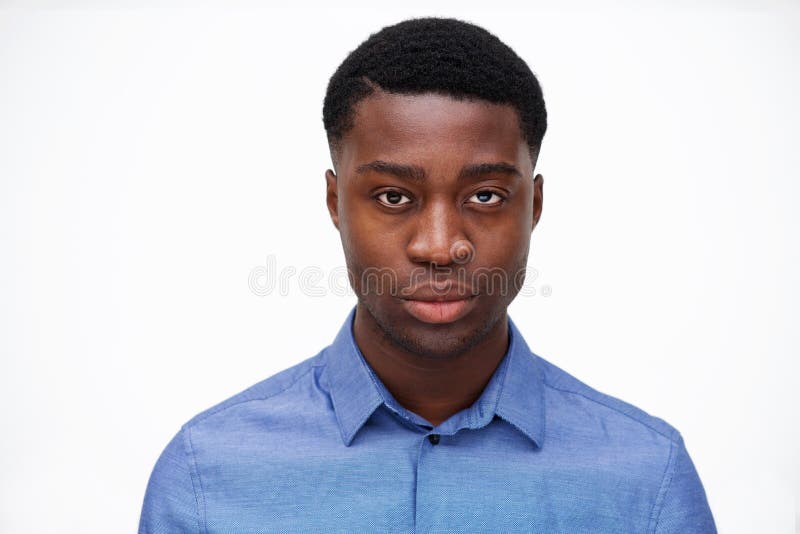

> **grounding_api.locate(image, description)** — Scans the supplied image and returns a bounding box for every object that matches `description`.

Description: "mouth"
[400,295,478,324]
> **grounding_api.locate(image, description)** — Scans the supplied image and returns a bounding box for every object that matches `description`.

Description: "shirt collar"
[494,316,546,447]
[324,306,545,448]
[324,307,385,447]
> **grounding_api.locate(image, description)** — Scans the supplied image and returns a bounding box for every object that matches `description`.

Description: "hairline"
[327,85,541,172]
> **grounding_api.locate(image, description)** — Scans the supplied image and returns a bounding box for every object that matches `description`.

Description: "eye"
[468,190,504,206]
[376,191,412,206]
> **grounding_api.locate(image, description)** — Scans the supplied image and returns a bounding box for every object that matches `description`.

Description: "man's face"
[326,91,543,359]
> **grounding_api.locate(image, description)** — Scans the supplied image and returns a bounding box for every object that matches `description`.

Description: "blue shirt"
[139,308,715,533]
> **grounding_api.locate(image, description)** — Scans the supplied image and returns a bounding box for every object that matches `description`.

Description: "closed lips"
[401,295,478,324]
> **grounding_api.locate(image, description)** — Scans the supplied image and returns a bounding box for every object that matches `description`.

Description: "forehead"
[338,91,530,173]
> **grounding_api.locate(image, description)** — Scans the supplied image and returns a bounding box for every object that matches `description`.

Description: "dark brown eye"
[469,191,503,205]
[377,191,412,206]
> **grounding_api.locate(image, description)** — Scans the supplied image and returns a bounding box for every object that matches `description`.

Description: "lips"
[400,290,478,324]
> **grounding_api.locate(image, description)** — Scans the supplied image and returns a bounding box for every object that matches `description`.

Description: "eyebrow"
[459,162,523,180]
[355,160,426,183]
[355,160,523,183]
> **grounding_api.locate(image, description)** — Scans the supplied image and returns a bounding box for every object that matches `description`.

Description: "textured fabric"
[139,307,716,533]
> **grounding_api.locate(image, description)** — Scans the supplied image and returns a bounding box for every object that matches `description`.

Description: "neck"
[353,304,509,427]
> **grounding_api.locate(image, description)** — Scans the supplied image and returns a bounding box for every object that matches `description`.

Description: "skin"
[325,90,544,427]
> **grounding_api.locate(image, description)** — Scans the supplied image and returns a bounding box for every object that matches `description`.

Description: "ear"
[325,169,340,230]
[532,174,544,231]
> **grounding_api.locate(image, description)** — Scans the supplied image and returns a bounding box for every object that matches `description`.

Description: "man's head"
[323,18,546,359]
[323,17,547,165]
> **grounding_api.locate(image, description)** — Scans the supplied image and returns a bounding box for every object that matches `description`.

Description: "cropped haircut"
[322,17,547,164]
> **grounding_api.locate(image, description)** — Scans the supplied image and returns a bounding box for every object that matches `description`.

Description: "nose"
[406,200,469,267]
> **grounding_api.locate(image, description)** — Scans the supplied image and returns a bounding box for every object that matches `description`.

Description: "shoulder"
[535,355,685,515]
[182,350,327,433]
[536,354,680,445]
[140,349,332,532]
[532,355,714,531]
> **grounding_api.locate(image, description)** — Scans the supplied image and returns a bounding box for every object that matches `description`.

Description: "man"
[139,17,715,533]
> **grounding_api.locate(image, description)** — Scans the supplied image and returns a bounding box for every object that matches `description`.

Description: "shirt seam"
[182,426,206,534]
[185,362,325,429]
[490,355,519,432]
[489,349,513,422]
[543,380,679,443]
[648,436,679,533]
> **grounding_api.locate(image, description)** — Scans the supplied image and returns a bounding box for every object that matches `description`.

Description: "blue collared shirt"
[139,308,715,533]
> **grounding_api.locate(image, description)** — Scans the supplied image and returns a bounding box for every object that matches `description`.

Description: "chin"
[361,296,505,359]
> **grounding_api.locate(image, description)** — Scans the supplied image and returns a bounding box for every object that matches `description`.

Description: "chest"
[195,422,658,533]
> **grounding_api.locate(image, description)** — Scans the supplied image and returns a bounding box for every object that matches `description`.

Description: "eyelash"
[375,190,413,206]
[373,189,507,208]
[468,191,505,205]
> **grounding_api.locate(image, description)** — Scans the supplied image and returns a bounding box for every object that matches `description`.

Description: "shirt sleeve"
[138,428,202,534]
[653,435,716,533]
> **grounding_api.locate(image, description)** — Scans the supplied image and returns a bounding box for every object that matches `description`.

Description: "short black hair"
[323,17,547,162]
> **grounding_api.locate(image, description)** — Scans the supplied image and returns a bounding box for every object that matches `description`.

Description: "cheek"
[469,217,531,298]
[474,216,530,261]
[337,199,399,282]
[340,192,410,263]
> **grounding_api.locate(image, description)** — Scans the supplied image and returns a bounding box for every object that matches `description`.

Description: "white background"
[1,1,797,532]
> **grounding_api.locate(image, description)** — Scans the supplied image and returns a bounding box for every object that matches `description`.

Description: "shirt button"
[428,434,440,445]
